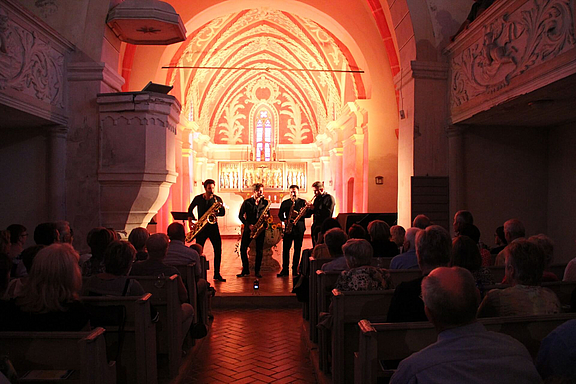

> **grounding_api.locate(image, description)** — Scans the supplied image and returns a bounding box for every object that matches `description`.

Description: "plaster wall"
[462,125,548,248]
[547,123,576,263]
[0,128,47,248]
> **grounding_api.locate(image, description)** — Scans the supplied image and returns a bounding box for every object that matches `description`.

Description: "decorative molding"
[448,0,575,108]
[68,62,125,92]
[410,61,450,80]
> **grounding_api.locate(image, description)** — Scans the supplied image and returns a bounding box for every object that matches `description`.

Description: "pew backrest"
[370,257,393,269]
[0,327,115,384]
[174,263,198,323]
[482,281,576,306]
[389,269,422,287]
[488,264,567,283]
[82,294,157,384]
[307,259,335,342]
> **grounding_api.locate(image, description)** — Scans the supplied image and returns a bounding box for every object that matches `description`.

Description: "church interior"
[1,0,576,382]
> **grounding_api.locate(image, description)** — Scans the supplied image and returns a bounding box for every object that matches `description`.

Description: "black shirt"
[238,197,270,226]
[386,276,427,323]
[278,197,307,234]
[187,194,225,221]
[310,193,335,226]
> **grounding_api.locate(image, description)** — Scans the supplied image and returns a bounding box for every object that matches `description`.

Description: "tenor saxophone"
[285,194,316,235]
[185,200,222,242]
[250,200,272,239]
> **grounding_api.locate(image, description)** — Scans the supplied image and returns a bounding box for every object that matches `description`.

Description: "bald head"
[422,267,479,329]
[403,227,421,251]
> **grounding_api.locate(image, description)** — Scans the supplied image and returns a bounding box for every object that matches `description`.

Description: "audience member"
[33,222,59,246]
[390,227,421,270]
[387,225,451,322]
[490,226,507,255]
[82,227,117,277]
[478,239,561,317]
[311,218,342,260]
[536,319,576,381]
[83,240,145,296]
[450,236,494,289]
[347,223,366,240]
[6,224,27,277]
[457,224,492,267]
[495,218,526,266]
[390,266,541,384]
[129,227,150,261]
[0,230,10,257]
[130,233,194,342]
[367,220,399,257]
[320,228,349,272]
[528,234,559,282]
[0,253,10,298]
[55,220,73,244]
[165,223,202,278]
[334,239,391,291]
[412,214,431,229]
[0,243,90,331]
[453,210,474,236]
[390,225,406,253]
[564,255,576,282]
[3,245,44,299]
[450,0,496,41]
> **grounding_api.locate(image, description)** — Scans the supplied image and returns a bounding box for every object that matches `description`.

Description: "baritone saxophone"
[185,200,222,242]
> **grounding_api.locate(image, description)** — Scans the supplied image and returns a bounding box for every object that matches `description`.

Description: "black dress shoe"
[236,271,250,277]
[277,270,288,277]
[213,274,226,282]
[255,273,263,278]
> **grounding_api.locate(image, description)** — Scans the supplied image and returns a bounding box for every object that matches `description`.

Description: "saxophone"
[185,200,222,242]
[250,200,272,239]
[285,195,316,235]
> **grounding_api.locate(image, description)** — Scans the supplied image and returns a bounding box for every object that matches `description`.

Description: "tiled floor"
[175,309,317,384]
[204,236,313,295]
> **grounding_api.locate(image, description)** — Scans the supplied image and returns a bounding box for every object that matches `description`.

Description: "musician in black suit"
[238,183,269,278]
[277,185,308,277]
[307,181,336,246]
[187,179,226,282]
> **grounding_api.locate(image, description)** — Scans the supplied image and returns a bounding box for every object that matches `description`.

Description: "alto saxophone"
[284,194,316,235]
[185,200,222,242]
[250,200,272,239]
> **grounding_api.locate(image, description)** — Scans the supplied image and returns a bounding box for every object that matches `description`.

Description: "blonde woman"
[0,243,89,331]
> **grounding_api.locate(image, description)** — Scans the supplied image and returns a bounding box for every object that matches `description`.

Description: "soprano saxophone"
[185,200,222,242]
[250,200,272,239]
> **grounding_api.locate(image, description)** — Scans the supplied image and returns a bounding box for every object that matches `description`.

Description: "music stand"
[142,81,173,94]
[171,212,190,227]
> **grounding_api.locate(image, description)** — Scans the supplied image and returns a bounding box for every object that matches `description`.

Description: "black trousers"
[240,228,264,274]
[195,224,223,275]
[282,230,304,274]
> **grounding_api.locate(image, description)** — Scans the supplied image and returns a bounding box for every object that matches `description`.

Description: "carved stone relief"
[0,6,65,108]
[451,0,575,107]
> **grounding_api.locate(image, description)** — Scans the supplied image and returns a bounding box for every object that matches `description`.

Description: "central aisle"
[174,308,318,383]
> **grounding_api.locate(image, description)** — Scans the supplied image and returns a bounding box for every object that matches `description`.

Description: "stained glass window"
[255,106,273,161]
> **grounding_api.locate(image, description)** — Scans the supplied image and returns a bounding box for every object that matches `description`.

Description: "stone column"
[447,125,465,234]
[46,125,68,221]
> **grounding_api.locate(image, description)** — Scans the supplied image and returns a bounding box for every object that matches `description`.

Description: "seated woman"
[451,235,495,292]
[334,239,392,291]
[478,240,561,318]
[368,220,399,258]
[81,227,117,277]
[0,243,90,331]
[128,227,149,261]
[83,240,144,297]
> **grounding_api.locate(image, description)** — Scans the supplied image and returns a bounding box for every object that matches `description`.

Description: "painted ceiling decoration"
[166,8,364,145]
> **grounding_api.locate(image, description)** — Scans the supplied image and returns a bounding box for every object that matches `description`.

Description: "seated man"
[390,227,421,270]
[387,225,451,322]
[165,222,202,279]
[130,233,195,341]
[537,319,576,381]
[320,228,349,272]
[391,267,541,384]
[478,239,561,317]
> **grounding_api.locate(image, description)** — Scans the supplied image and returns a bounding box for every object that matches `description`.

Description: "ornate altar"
[218,161,307,192]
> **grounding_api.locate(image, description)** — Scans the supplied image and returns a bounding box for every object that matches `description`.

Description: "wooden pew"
[307,258,333,342]
[200,255,208,280]
[488,263,567,283]
[132,275,183,379]
[371,257,393,269]
[483,281,576,306]
[316,271,344,371]
[329,289,395,384]
[388,269,422,287]
[174,263,199,324]
[355,313,576,384]
[82,294,157,384]
[0,327,115,384]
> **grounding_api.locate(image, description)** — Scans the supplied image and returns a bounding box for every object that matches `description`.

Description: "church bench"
[388,269,423,287]
[329,288,395,384]
[313,270,341,345]
[174,263,199,324]
[131,275,183,379]
[0,327,115,384]
[371,257,393,269]
[488,263,567,282]
[355,312,576,384]
[308,259,334,341]
[200,255,209,280]
[483,280,576,306]
[82,294,157,384]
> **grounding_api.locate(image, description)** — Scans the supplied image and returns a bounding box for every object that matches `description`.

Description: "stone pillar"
[329,147,344,212]
[447,125,465,234]
[46,125,68,221]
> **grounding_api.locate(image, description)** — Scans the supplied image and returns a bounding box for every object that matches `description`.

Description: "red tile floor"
[173,236,318,383]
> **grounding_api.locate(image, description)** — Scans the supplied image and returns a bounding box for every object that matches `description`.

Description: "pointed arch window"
[255,107,274,161]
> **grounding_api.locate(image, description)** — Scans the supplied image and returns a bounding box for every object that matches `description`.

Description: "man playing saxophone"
[307,181,336,246]
[188,179,227,282]
[277,185,307,277]
[238,183,269,278]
